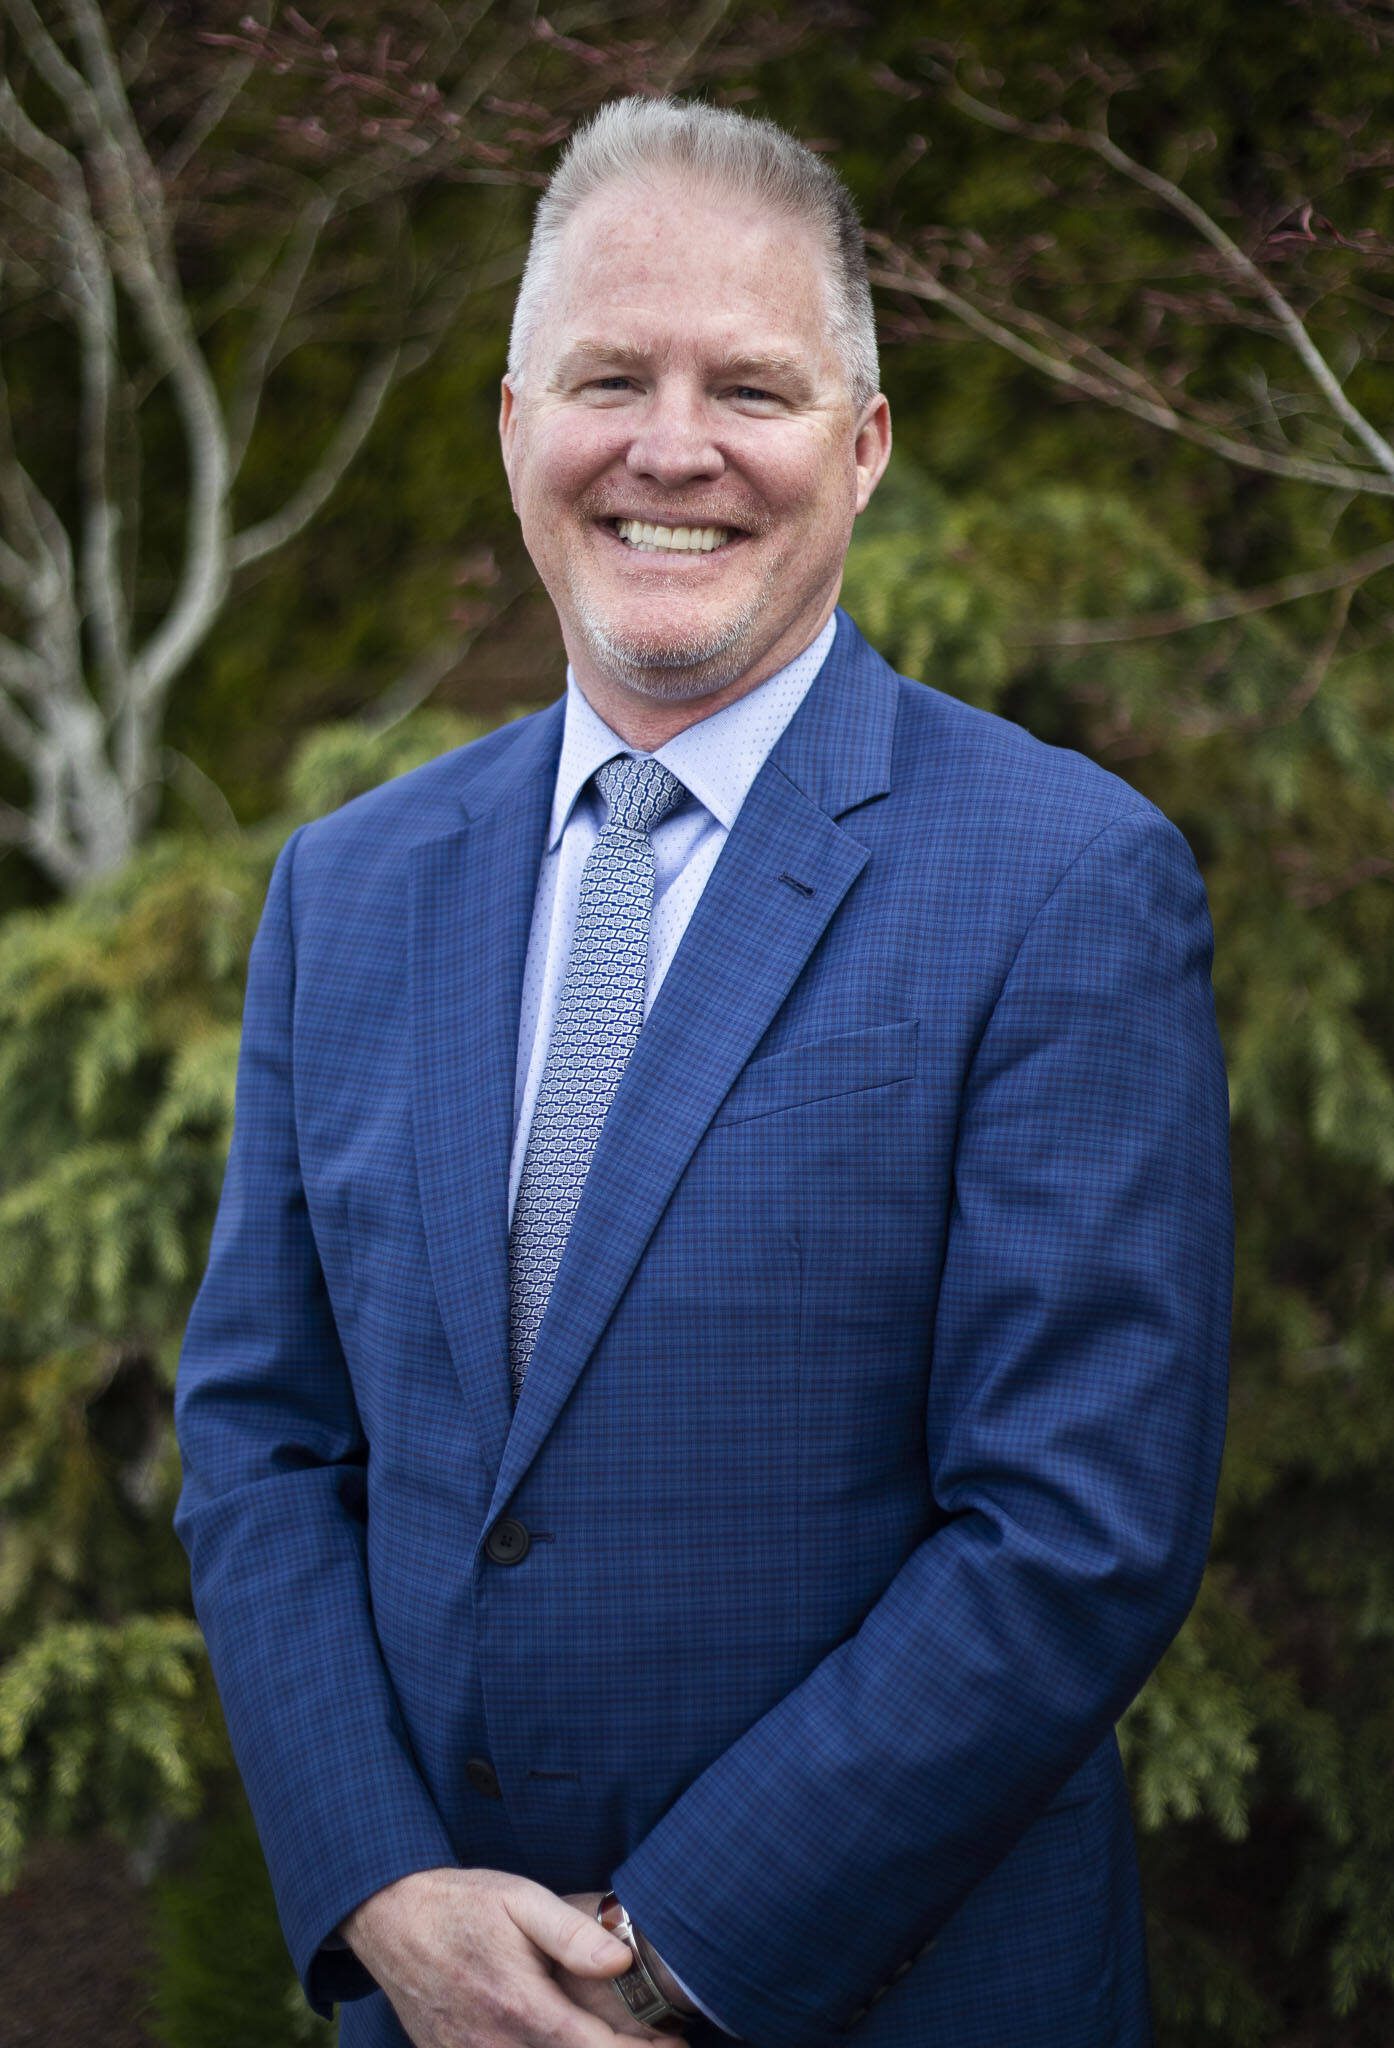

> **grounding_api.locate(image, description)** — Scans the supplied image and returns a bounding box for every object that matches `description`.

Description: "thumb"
[507,1882,632,1979]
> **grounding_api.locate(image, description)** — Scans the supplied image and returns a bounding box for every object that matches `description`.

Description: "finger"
[526,1974,634,2048]
[506,1881,631,1980]
[553,1965,686,2040]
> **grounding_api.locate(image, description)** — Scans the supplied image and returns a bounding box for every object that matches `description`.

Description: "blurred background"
[0,2,1391,2042]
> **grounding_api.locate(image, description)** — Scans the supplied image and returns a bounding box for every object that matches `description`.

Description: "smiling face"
[499,172,891,743]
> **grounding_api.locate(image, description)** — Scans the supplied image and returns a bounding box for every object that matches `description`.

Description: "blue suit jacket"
[174,609,1232,2048]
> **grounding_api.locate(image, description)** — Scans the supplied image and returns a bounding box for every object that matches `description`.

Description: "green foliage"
[2,2,1392,2039]
[0,1615,216,1890]
[150,1792,337,2047]
[842,461,1212,715]
[1119,1579,1264,1846]
[286,709,496,819]
[845,448,1394,2041]
[1141,1909,1277,2048]
[0,710,481,1898]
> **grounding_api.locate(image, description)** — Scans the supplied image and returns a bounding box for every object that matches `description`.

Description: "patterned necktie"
[508,752,687,1395]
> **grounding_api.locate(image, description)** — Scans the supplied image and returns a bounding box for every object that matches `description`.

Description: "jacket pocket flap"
[715,1018,919,1126]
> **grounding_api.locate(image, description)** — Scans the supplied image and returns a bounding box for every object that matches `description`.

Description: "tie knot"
[595,753,686,835]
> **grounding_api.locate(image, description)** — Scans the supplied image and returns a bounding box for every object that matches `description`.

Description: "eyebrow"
[551,340,816,395]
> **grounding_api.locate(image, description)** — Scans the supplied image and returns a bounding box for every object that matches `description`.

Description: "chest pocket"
[713,1018,918,1126]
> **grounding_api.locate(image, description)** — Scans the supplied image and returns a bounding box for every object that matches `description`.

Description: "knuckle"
[561,1913,596,1957]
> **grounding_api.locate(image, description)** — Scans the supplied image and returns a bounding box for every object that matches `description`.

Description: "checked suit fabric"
[173,609,1232,2048]
[508,751,687,1394]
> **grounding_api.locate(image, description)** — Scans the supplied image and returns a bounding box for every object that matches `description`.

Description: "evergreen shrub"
[0,711,481,1899]
[843,468,1394,2043]
[149,1786,338,2047]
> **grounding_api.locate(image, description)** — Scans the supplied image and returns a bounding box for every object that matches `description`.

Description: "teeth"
[614,519,732,552]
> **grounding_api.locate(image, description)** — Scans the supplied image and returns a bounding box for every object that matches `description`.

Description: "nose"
[625,379,724,487]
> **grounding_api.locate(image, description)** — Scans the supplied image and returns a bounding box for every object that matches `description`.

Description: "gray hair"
[506,96,880,408]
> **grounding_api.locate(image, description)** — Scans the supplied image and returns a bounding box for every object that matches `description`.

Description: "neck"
[566,599,837,751]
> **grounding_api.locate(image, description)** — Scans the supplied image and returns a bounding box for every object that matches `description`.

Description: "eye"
[589,376,635,392]
[732,386,775,402]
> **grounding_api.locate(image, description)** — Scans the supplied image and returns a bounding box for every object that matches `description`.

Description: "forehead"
[540,173,838,374]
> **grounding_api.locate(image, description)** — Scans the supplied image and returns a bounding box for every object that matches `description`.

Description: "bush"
[149,1785,338,2048]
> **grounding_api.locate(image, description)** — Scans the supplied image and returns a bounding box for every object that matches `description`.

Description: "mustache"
[582,497,767,535]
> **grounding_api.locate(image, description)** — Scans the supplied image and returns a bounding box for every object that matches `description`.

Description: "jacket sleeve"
[610,807,1233,2048]
[173,826,458,2018]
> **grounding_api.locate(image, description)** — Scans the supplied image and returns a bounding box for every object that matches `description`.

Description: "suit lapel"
[489,613,899,1515]
[408,704,563,1484]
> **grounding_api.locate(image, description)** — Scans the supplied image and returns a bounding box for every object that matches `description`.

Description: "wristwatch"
[595,1891,690,2033]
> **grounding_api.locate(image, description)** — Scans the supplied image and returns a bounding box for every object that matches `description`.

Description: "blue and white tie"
[508,753,687,1395]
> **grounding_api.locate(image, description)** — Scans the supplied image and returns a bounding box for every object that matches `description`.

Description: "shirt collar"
[547,614,837,849]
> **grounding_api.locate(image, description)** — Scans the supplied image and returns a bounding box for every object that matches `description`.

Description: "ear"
[499,376,520,504]
[852,394,893,514]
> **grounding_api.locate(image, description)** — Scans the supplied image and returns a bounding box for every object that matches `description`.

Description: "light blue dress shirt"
[507,615,835,2033]
[508,615,836,1222]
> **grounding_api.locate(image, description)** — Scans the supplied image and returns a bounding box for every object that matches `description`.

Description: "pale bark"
[0,0,552,885]
[923,75,1394,486]
[0,0,823,885]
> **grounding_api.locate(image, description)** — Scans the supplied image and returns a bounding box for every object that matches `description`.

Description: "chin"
[576,603,767,701]
[589,637,761,704]
[581,560,803,684]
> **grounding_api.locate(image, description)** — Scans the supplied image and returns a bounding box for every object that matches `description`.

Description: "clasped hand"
[339,1866,689,2048]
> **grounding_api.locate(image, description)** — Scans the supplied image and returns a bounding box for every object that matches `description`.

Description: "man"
[174,97,1232,2048]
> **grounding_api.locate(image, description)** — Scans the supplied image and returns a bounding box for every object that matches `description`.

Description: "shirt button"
[484,1516,531,1564]
[466,1757,503,1799]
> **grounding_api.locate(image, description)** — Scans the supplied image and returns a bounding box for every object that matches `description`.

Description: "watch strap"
[596,1891,688,2034]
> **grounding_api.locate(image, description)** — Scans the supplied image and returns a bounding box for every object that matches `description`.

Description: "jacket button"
[484,1517,531,1564]
[466,1756,502,1799]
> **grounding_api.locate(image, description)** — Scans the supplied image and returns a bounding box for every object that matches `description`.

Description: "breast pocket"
[712,1018,919,1126]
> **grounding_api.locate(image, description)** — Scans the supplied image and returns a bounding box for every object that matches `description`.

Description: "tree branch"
[867,257,1394,496]
[1083,117,1394,482]
[158,34,263,184]
[56,0,173,265]
[68,175,131,692]
[0,326,78,623]
[1287,854,1394,909]
[1014,535,1394,646]
[365,573,535,731]
[0,632,48,696]
[0,0,769,887]
[0,161,74,245]
[0,533,35,602]
[225,188,337,476]
[933,72,1394,484]
[1,0,104,140]
[1100,585,1355,762]
[0,70,83,194]
[229,348,398,570]
[0,674,42,761]
[159,744,242,839]
[647,0,736,94]
[40,0,234,718]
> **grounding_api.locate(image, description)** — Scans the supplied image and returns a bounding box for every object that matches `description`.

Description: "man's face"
[499,173,891,714]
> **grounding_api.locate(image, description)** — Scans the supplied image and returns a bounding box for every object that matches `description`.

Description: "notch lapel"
[489,615,899,1515]
[408,705,562,1485]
